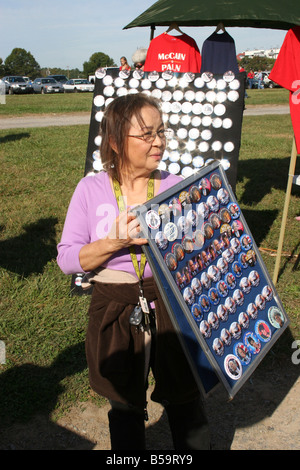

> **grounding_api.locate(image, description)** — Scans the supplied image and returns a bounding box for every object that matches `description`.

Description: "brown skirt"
[85,276,200,409]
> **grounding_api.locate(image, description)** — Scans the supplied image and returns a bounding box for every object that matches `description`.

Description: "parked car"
[2,76,33,94]
[262,72,280,89]
[48,74,69,84]
[32,78,64,94]
[63,79,94,93]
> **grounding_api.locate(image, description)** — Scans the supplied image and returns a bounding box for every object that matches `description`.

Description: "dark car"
[32,77,64,94]
[48,74,69,84]
[2,76,33,94]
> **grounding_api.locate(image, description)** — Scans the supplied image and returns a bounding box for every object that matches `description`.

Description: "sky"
[1,0,288,70]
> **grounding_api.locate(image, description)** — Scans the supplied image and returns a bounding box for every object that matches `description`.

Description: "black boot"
[108,400,146,450]
[164,396,211,450]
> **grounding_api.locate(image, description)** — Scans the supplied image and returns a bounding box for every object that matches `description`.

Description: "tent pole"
[273,137,298,285]
[150,24,156,41]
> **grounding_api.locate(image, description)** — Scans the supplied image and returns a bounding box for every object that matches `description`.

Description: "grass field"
[0,87,290,117]
[0,92,299,425]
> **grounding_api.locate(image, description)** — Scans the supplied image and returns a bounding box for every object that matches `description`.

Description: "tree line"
[0,47,276,80]
[239,56,276,72]
[0,48,117,79]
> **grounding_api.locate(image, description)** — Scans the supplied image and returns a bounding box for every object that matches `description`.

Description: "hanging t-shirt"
[200,31,239,75]
[144,33,201,73]
[269,26,300,153]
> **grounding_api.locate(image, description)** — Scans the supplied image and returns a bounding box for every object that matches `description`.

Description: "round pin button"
[145,210,161,230]
[155,231,168,250]
[255,320,272,342]
[224,354,242,380]
[164,222,178,242]
[165,252,177,271]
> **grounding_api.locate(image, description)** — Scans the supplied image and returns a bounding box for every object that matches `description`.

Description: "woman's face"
[125,106,165,175]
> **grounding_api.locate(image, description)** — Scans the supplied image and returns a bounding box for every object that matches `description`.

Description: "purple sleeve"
[57,170,182,276]
[57,180,90,275]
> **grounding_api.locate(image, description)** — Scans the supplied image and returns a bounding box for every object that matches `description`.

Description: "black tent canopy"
[124,0,300,32]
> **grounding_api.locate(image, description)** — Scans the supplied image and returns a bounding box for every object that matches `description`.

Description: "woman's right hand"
[107,209,148,248]
[79,209,148,272]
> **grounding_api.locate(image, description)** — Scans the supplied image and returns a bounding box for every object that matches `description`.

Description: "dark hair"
[99,93,162,182]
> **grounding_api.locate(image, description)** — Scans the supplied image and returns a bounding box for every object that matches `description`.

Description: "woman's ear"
[109,136,118,154]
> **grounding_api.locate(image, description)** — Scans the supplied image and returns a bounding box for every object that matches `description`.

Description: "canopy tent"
[124,0,300,32]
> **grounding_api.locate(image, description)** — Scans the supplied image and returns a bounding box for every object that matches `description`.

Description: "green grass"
[0,92,93,116]
[245,87,289,106]
[0,115,299,427]
[0,87,289,117]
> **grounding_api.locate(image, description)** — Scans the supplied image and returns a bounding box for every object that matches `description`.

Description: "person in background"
[239,64,248,99]
[257,70,264,89]
[57,93,210,451]
[132,47,148,71]
[120,56,131,71]
[247,69,254,89]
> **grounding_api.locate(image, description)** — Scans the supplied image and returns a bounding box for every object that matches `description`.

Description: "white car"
[63,79,94,93]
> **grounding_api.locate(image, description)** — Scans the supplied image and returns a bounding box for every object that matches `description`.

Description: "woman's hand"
[79,209,148,272]
[107,209,148,248]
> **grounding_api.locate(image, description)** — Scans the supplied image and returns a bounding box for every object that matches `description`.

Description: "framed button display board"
[134,161,289,398]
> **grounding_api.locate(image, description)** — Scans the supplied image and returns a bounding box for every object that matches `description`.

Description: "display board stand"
[273,137,299,285]
[135,161,289,398]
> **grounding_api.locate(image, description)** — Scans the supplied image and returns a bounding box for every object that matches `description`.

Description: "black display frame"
[84,68,245,190]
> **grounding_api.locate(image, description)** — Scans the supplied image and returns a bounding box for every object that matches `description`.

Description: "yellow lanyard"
[113,173,155,282]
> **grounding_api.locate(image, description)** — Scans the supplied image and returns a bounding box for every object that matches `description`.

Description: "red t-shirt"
[144,33,201,73]
[269,26,300,153]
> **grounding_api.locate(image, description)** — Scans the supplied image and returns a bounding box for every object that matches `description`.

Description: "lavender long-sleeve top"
[57,170,181,279]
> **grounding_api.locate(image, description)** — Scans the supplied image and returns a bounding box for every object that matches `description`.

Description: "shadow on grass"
[1,132,31,143]
[0,217,58,277]
[241,208,279,245]
[237,156,300,205]
[0,342,95,450]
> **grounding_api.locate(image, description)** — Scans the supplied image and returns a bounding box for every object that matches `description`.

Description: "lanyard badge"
[113,174,155,326]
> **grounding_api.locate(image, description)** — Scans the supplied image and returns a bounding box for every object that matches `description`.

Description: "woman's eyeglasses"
[127,129,169,144]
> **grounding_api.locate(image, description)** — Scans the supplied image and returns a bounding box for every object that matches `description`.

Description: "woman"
[57,94,210,450]
[119,56,131,72]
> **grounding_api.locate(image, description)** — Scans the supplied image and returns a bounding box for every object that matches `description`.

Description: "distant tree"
[239,56,276,72]
[4,48,41,78]
[83,52,116,77]
[69,68,85,79]
[39,67,85,79]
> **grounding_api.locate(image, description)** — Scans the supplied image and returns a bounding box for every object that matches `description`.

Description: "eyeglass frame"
[127,129,169,144]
